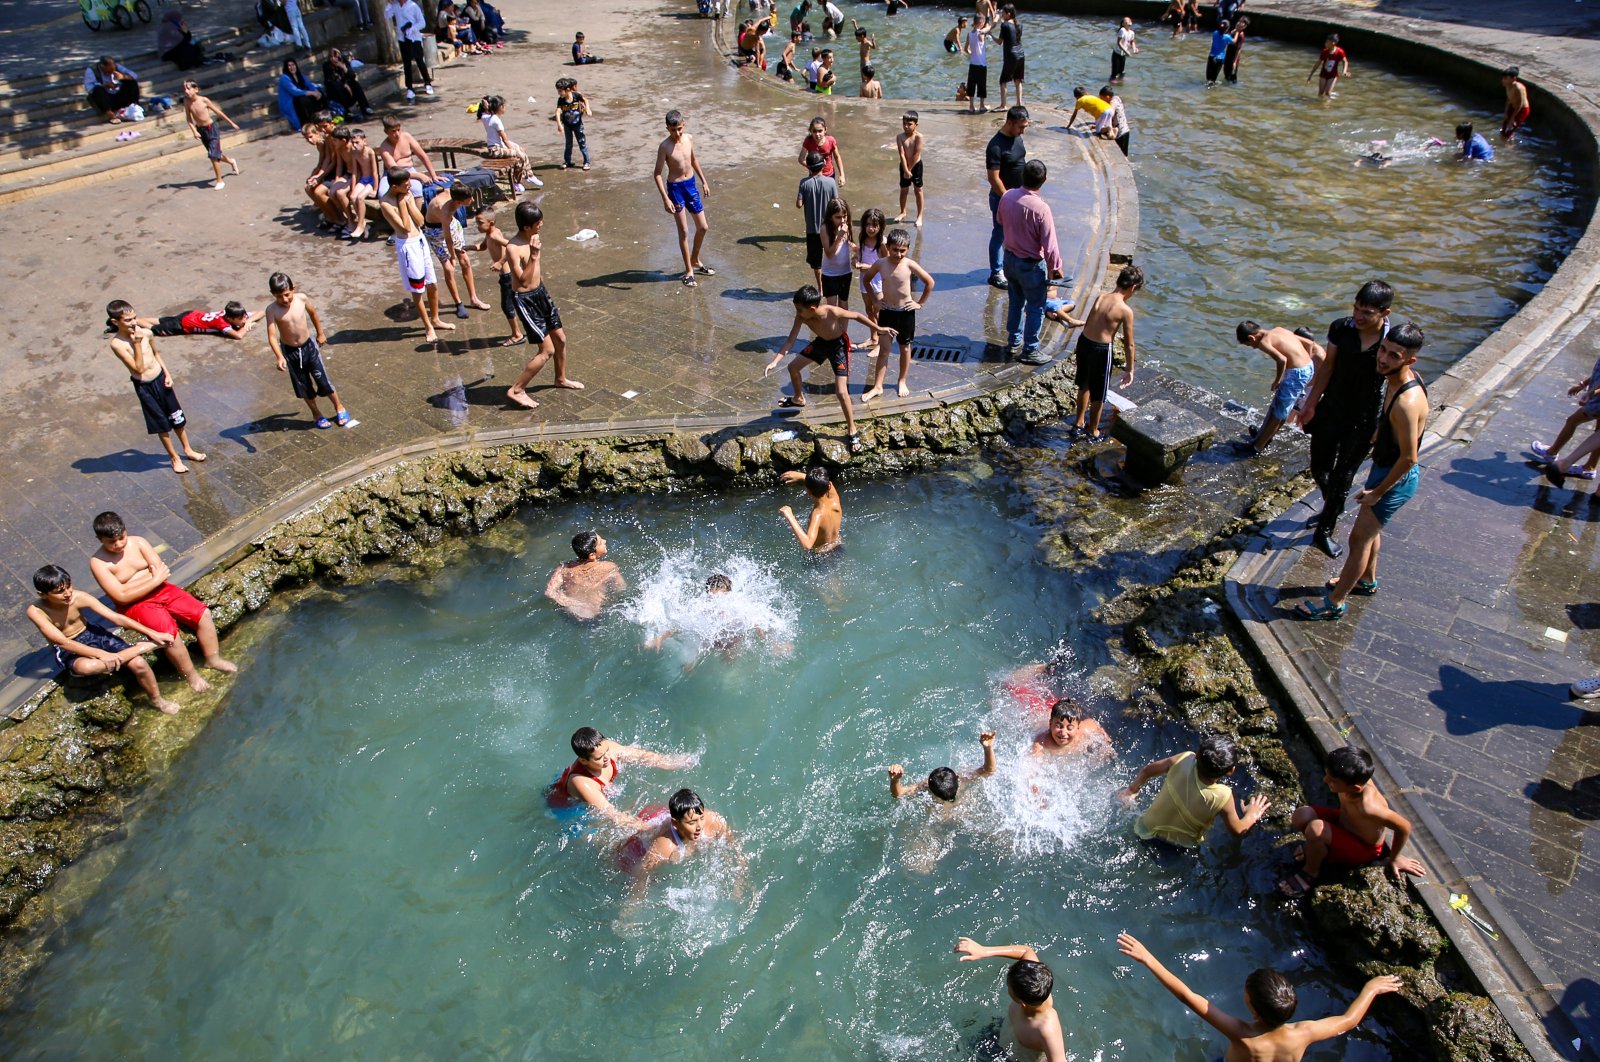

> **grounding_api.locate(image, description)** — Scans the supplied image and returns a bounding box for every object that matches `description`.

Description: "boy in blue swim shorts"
[1234,320,1321,455]
[652,109,715,287]
[26,564,179,714]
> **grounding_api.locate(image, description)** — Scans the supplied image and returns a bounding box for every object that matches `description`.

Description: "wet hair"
[1001,2,1016,17]
[385,165,410,186]
[1386,321,1425,352]
[1355,280,1394,311]
[331,125,353,142]
[794,285,823,309]
[571,726,605,758]
[862,64,875,80]
[1503,65,1519,79]
[1195,732,1239,781]
[706,573,733,592]
[1099,85,1115,98]
[92,511,126,540]
[1049,698,1083,723]
[450,184,473,201]
[804,466,831,497]
[902,110,919,123]
[858,207,886,252]
[33,565,72,594]
[182,79,200,91]
[805,150,826,172]
[104,299,134,332]
[1006,104,1029,124]
[1236,320,1265,344]
[886,227,911,249]
[571,530,601,559]
[1456,121,1474,141]
[515,201,543,231]
[1007,958,1053,1006]
[1021,159,1047,189]
[668,787,705,820]
[1292,327,1316,342]
[223,301,248,320]
[928,767,959,802]
[1327,745,1376,785]
[854,25,866,38]
[664,109,684,128]
[821,48,833,60]
[382,115,403,130]
[1116,264,1144,291]
[1073,85,1087,97]
[1245,969,1298,1028]
[268,272,294,296]
[958,15,968,25]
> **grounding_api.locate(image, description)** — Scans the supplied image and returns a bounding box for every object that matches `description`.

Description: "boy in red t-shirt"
[143,301,263,342]
[1307,33,1348,98]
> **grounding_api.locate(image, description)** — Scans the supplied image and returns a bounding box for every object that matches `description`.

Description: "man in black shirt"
[997,4,1026,109]
[985,105,1030,289]
[1297,280,1394,558]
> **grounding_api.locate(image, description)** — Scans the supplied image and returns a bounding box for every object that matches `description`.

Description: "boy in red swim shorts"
[1500,65,1530,139]
[1278,745,1425,897]
[88,510,236,693]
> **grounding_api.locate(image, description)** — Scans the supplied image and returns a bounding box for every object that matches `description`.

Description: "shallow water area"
[1,472,1391,1058]
[805,1,1585,397]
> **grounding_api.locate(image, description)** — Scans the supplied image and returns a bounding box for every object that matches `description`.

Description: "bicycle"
[80,0,153,32]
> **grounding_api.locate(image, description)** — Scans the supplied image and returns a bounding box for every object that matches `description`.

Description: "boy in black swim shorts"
[895,112,925,227]
[1071,264,1141,441]
[765,284,896,453]
[144,302,261,342]
[26,564,178,714]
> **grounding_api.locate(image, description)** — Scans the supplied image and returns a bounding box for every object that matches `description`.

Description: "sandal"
[682,275,697,287]
[1294,594,1346,621]
[1326,577,1379,596]
[314,417,334,429]
[777,396,805,408]
[336,410,352,427]
[1277,870,1318,898]
[693,264,716,276]
[848,433,863,453]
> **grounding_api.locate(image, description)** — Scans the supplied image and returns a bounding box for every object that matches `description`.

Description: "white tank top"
[821,231,853,277]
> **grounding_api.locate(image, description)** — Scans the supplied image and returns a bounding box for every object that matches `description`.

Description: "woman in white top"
[477,94,534,193]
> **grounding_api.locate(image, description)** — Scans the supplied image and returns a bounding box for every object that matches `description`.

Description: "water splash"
[624,550,798,665]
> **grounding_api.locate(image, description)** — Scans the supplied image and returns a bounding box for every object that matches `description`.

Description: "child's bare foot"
[897,381,910,397]
[555,377,585,389]
[185,671,212,693]
[185,449,207,462]
[499,335,525,346]
[862,386,884,401]
[507,386,540,409]
[172,459,190,474]
[430,319,457,331]
[424,328,438,342]
[153,696,182,715]
[469,299,492,311]
[914,216,924,228]
[204,656,237,674]
[892,212,906,221]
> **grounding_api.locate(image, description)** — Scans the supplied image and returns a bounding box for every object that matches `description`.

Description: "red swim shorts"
[1310,805,1385,866]
[125,581,208,637]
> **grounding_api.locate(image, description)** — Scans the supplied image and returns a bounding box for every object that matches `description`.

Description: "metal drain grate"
[910,342,967,364]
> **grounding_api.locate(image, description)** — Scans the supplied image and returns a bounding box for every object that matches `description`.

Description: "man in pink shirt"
[999,159,1066,364]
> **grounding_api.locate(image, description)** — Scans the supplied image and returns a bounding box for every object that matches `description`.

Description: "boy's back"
[1261,326,1314,369]
[1082,289,1132,345]
[798,172,838,232]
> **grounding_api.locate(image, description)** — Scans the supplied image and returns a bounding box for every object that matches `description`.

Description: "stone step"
[2,89,293,166]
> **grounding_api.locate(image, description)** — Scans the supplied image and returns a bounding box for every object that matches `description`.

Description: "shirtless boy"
[181,79,240,189]
[103,300,208,473]
[1117,933,1401,1062]
[857,226,934,399]
[616,788,744,910]
[378,168,454,342]
[888,731,997,802]
[470,208,524,345]
[1030,697,1113,761]
[379,115,439,192]
[1235,320,1321,454]
[504,200,586,408]
[894,112,925,226]
[1071,264,1141,441]
[1500,65,1530,140]
[263,271,352,427]
[424,182,492,320]
[302,112,343,228]
[765,284,896,452]
[953,938,1066,1062]
[547,726,695,829]
[545,530,625,620]
[27,564,178,714]
[652,110,714,287]
[776,466,843,553]
[1278,744,1426,897]
[89,510,235,693]
[342,128,380,240]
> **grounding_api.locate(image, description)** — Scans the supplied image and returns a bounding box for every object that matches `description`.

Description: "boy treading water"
[953,937,1067,1062]
[777,467,843,553]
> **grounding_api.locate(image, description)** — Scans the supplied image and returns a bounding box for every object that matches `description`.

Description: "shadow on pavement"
[1428,664,1585,735]
[72,449,174,475]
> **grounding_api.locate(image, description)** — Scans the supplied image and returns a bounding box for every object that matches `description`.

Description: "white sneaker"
[1532,441,1552,461]
[424,84,435,95]
[512,183,524,194]
[528,174,544,188]
[405,88,415,100]
[1570,676,1600,699]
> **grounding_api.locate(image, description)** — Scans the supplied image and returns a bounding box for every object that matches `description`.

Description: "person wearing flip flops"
[1531,347,1600,483]
[652,110,716,287]
[1276,745,1427,898]
[765,285,896,454]
[263,272,354,430]
[1295,323,1427,621]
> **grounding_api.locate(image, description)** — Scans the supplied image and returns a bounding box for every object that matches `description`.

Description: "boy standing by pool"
[894,112,925,226]
[1117,732,1269,848]
[378,168,454,342]
[1234,320,1320,455]
[1117,932,1401,1060]
[1278,745,1427,897]
[181,79,240,189]
[765,284,894,453]
[776,467,843,553]
[1307,34,1348,98]
[953,938,1066,1062]
[1070,264,1141,441]
[27,563,178,714]
[263,271,352,428]
[857,226,935,400]
[103,300,209,474]
[504,201,587,408]
[652,109,714,287]
[1500,65,1530,139]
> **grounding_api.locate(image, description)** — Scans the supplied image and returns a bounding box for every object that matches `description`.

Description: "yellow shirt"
[1075,94,1111,118]
[1134,752,1231,847]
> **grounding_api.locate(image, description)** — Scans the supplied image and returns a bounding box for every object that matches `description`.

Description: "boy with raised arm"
[1117,732,1269,848]
[857,227,934,399]
[103,300,208,474]
[894,112,925,226]
[88,511,235,694]
[765,284,895,453]
[504,201,586,409]
[546,727,696,830]
[1234,320,1320,455]
[887,731,997,802]
[545,530,625,620]
[378,167,453,343]
[27,564,179,714]
[952,938,1066,1062]
[1117,932,1401,1061]
[652,109,714,287]
[181,79,240,189]
[1071,264,1141,441]
[1278,745,1427,897]
[777,466,843,553]
[263,271,351,428]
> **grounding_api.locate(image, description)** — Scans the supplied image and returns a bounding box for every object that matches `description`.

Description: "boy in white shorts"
[378,167,455,342]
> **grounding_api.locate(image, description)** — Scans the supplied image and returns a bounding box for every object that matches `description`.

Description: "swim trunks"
[546,756,620,809]
[899,159,924,189]
[497,270,515,321]
[805,231,824,271]
[877,306,916,347]
[802,333,850,377]
[1074,335,1113,403]
[53,617,132,673]
[131,373,186,435]
[396,232,437,293]
[666,175,704,215]
[197,122,224,161]
[282,337,336,400]
[425,217,466,263]
[944,38,958,53]
[512,283,563,343]
[125,580,208,638]
[1268,364,1315,422]
[1504,104,1531,137]
[1307,805,1386,866]
[358,175,376,188]
[999,56,1024,84]
[1363,463,1420,527]
[615,807,673,873]
[820,272,852,301]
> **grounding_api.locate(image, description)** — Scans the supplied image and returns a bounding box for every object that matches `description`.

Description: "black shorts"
[283,338,336,399]
[806,232,824,271]
[1000,56,1025,84]
[131,373,186,435]
[150,315,189,337]
[966,63,987,99]
[899,160,923,189]
[512,283,563,343]
[820,272,852,301]
[944,39,958,53]
[497,271,515,320]
[877,306,916,347]
[1074,335,1113,403]
[54,619,131,673]
[803,334,850,377]
[198,122,224,161]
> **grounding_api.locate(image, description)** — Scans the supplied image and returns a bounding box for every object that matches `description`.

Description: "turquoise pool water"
[0,472,1392,1058]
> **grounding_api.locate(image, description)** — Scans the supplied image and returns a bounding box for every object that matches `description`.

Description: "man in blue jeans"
[984,106,1030,289]
[999,159,1070,364]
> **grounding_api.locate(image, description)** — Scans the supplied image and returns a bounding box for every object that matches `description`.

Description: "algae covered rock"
[1309,868,1446,968]
[1425,993,1532,1062]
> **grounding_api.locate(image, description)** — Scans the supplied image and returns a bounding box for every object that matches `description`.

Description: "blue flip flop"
[315,417,333,429]
[1294,594,1346,621]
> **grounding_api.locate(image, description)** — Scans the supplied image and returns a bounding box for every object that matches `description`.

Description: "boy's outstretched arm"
[1117,753,1181,804]
[955,937,1039,963]
[1291,975,1402,1044]
[764,316,805,374]
[1117,933,1252,1041]
[1221,791,1271,836]
[964,731,997,780]
[888,763,921,799]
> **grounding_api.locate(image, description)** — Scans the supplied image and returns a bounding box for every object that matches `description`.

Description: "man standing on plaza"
[385,0,434,100]
[985,105,1030,290]
[1297,280,1393,558]
[999,160,1067,365]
